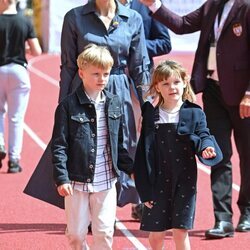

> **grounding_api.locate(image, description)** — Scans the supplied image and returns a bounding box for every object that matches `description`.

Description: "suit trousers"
[65,187,117,250]
[0,63,31,161]
[202,79,250,222]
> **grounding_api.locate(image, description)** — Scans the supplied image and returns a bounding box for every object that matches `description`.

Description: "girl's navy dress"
[141,122,197,231]
[134,101,223,232]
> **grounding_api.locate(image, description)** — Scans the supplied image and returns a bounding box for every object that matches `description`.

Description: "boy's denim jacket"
[51,86,133,186]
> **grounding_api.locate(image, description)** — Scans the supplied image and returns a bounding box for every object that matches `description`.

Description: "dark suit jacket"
[130,0,171,68]
[152,0,250,105]
[134,101,223,202]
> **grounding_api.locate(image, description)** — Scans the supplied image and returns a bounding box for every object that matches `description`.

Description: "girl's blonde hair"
[77,43,114,70]
[147,60,196,106]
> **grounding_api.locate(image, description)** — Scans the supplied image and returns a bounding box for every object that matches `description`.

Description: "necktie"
[218,0,229,25]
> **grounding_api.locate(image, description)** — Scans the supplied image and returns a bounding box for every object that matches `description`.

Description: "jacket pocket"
[70,114,90,138]
[108,111,122,135]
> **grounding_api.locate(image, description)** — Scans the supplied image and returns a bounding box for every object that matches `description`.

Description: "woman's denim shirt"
[51,86,133,186]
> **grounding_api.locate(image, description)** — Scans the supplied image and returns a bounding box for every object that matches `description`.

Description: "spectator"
[0,0,42,173]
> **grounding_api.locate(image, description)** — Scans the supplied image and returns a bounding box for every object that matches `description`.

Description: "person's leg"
[172,229,190,250]
[90,187,117,250]
[0,65,7,168]
[148,231,166,250]
[6,64,30,172]
[65,190,90,250]
[202,81,233,223]
[230,108,250,231]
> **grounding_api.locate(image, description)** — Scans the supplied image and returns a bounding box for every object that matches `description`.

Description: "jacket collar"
[81,0,131,18]
[75,85,114,105]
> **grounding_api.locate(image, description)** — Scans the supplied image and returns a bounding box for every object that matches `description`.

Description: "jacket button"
[79,118,83,122]
[181,122,185,126]
[87,179,91,183]
[91,149,95,153]
[92,133,95,137]
[89,165,93,169]
[91,118,94,122]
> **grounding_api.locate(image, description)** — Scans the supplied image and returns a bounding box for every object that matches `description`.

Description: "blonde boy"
[51,44,133,250]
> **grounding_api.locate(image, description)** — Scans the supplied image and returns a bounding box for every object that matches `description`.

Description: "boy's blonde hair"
[77,43,114,70]
[147,60,196,105]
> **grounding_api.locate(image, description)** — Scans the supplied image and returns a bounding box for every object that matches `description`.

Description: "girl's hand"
[57,183,73,197]
[202,147,216,159]
[130,173,135,181]
[144,201,154,209]
[137,116,143,134]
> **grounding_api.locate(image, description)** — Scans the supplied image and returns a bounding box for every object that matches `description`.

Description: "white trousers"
[0,63,30,161]
[65,187,117,250]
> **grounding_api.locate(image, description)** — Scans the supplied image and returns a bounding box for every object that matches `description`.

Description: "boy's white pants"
[65,187,117,250]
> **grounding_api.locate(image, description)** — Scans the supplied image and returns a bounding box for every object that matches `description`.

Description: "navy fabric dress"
[141,123,197,231]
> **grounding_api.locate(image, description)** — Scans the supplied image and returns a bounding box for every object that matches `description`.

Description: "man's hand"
[57,183,73,197]
[239,94,250,119]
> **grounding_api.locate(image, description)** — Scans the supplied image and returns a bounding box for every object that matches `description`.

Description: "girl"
[134,60,222,250]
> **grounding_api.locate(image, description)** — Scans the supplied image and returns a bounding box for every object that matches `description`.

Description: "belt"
[110,67,126,75]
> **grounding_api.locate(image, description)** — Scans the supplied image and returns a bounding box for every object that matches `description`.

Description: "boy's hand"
[202,147,216,159]
[57,183,73,197]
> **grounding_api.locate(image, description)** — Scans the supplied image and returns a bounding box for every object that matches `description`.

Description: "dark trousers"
[202,79,250,222]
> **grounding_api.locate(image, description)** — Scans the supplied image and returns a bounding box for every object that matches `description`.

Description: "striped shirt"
[71,92,117,192]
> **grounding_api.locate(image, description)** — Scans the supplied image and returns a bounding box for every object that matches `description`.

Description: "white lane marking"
[115,219,148,250]
[28,54,59,87]
[24,123,47,151]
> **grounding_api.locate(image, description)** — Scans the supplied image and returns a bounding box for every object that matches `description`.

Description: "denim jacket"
[51,86,133,186]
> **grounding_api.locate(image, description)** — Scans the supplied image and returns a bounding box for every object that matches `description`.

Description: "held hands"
[202,147,216,159]
[140,0,156,7]
[57,183,73,197]
[239,94,250,119]
[144,201,154,209]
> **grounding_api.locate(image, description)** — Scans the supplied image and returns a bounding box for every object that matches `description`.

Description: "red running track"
[0,52,249,249]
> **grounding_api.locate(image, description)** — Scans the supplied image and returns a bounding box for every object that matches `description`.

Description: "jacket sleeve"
[127,12,151,106]
[117,107,134,175]
[51,103,70,186]
[152,3,204,34]
[193,110,223,166]
[146,18,172,58]
[134,102,155,202]
[59,11,79,102]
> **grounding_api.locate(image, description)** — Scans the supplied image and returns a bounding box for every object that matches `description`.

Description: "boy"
[51,44,134,250]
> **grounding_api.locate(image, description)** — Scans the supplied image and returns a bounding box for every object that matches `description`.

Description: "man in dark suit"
[118,0,171,221]
[140,0,250,239]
